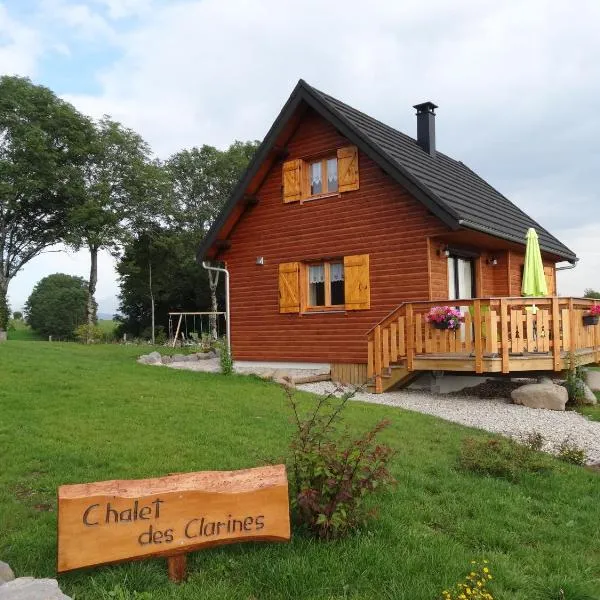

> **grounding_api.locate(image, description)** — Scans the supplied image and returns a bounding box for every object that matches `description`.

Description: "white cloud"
[557,224,600,296]
[8,246,119,314]
[0,3,43,76]
[4,0,600,310]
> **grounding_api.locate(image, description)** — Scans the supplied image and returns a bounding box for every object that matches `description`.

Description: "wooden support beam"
[367,339,374,379]
[172,314,183,348]
[473,299,483,374]
[500,298,509,374]
[568,298,576,355]
[382,327,390,369]
[374,325,382,393]
[552,297,561,371]
[406,305,414,371]
[167,554,187,583]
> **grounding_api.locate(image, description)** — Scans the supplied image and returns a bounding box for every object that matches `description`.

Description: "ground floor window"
[308,261,345,308]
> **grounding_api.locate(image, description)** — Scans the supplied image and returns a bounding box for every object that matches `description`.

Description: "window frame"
[304,154,339,201]
[304,259,345,311]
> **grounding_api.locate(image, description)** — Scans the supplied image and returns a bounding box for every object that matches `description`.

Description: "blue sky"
[1,0,600,314]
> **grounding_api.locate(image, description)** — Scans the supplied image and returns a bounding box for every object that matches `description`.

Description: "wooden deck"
[367,297,600,393]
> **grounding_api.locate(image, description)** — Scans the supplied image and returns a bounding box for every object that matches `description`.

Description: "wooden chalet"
[198,80,598,392]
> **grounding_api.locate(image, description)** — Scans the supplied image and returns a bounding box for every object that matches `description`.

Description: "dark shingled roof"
[197,80,576,262]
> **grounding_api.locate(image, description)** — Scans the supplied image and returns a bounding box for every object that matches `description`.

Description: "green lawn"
[97,319,118,336]
[0,342,599,600]
[6,319,40,341]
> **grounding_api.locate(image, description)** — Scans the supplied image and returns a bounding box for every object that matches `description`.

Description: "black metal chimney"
[413,101,438,157]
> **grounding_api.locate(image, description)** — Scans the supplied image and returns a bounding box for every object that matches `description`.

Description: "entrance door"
[448,256,475,346]
[448,256,474,300]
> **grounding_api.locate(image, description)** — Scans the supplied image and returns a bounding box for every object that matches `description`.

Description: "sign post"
[57,465,290,582]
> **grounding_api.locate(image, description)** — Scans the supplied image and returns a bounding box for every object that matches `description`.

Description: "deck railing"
[367,297,600,393]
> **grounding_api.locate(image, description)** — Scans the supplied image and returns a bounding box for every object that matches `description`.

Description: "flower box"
[583,314,599,326]
[425,306,464,331]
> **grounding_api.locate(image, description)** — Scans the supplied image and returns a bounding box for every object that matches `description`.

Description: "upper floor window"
[309,158,338,196]
[282,145,358,204]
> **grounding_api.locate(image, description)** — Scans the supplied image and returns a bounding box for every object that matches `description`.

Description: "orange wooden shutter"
[344,254,370,310]
[544,265,556,295]
[282,159,303,203]
[337,146,359,192]
[279,262,300,313]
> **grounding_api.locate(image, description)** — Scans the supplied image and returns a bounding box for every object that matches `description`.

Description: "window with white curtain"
[309,157,338,197]
[307,261,344,308]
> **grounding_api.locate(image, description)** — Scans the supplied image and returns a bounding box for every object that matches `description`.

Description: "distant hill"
[97,313,116,321]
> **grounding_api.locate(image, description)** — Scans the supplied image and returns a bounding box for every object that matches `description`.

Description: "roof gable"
[198,80,576,262]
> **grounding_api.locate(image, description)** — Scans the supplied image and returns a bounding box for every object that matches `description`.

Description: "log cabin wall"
[220,109,450,364]
[427,246,557,299]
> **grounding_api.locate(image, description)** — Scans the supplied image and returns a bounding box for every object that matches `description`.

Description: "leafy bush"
[522,430,545,451]
[459,436,550,481]
[75,324,104,344]
[285,386,395,540]
[441,560,495,600]
[557,438,587,466]
[565,352,586,406]
[154,328,167,345]
[25,273,92,339]
[12,311,22,320]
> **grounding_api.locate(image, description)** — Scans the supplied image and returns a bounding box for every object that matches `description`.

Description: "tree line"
[0,75,258,341]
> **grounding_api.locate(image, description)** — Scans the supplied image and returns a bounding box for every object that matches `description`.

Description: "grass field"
[0,342,599,600]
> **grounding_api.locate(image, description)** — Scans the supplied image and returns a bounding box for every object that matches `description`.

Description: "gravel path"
[297,381,600,465]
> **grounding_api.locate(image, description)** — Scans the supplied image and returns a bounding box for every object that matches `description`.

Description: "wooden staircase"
[367,362,419,393]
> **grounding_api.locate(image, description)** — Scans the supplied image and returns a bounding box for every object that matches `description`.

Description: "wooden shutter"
[337,146,359,192]
[344,254,370,310]
[282,159,303,203]
[279,262,300,313]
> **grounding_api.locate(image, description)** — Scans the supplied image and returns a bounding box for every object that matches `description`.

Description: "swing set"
[168,312,226,348]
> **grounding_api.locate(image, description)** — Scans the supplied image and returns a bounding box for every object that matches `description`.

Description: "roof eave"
[458,219,577,263]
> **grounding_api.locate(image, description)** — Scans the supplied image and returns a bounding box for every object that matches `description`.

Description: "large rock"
[0,578,71,599]
[511,383,568,411]
[584,369,600,392]
[197,350,217,360]
[0,561,14,584]
[137,351,162,365]
[581,382,598,405]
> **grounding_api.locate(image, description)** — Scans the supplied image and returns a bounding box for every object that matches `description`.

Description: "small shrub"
[154,327,167,345]
[285,386,395,540]
[557,437,587,466]
[75,324,104,344]
[522,430,545,451]
[218,340,233,375]
[565,352,586,406]
[440,560,495,600]
[459,436,549,481]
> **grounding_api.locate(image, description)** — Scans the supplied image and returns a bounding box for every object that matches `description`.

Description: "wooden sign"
[57,465,290,579]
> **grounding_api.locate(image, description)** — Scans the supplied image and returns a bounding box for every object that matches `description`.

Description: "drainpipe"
[556,258,579,271]
[202,261,230,352]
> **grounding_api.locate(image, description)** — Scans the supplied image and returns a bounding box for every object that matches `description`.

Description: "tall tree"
[66,117,164,340]
[584,289,600,300]
[116,228,214,338]
[0,76,93,335]
[165,141,258,337]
